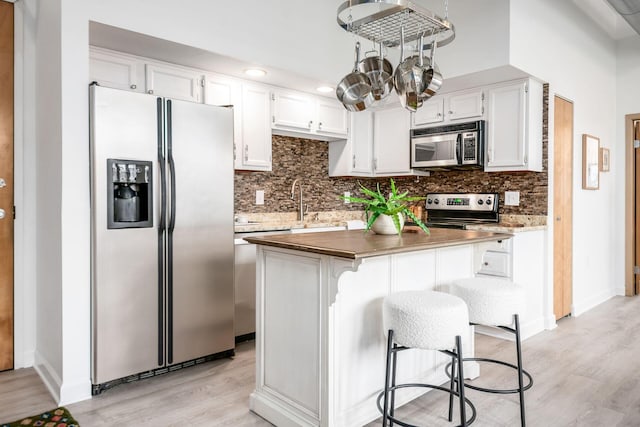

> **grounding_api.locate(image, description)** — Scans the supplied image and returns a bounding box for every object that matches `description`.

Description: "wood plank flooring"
[2,295,640,426]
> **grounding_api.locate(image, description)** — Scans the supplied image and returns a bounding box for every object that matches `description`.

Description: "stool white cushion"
[383,291,469,351]
[449,277,525,326]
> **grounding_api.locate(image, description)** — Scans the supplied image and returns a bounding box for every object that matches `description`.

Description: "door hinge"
[12,206,15,219]
[271,93,275,101]
[200,79,205,88]
[634,139,640,149]
[525,83,529,93]
[635,266,640,275]
[481,92,485,101]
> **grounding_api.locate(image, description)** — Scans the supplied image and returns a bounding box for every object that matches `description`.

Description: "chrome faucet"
[290,178,304,222]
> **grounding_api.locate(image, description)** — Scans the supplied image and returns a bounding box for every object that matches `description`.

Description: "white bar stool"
[448,277,533,427]
[377,290,476,426]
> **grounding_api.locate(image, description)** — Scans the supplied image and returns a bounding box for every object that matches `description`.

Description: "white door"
[90,48,143,92]
[486,82,526,168]
[412,97,444,127]
[447,89,484,121]
[350,111,373,174]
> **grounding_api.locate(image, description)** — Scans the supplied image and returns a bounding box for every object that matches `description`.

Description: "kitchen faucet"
[290,178,304,222]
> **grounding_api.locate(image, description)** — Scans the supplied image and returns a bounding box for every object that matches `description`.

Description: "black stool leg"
[448,353,456,422]
[382,330,394,427]
[390,343,398,426]
[456,335,468,427]
[514,314,526,427]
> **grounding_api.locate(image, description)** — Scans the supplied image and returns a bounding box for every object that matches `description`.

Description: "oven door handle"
[455,133,462,165]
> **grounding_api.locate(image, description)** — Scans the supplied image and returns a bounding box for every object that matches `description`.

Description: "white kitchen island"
[244,229,513,427]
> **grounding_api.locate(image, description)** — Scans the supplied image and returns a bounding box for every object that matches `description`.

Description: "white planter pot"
[371,214,405,235]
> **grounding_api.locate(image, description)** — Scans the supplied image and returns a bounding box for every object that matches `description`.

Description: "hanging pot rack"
[336,0,455,49]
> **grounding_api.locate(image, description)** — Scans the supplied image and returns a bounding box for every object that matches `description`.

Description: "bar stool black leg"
[390,343,398,426]
[456,335,468,427]
[514,314,526,427]
[448,353,456,422]
[382,330,394,427]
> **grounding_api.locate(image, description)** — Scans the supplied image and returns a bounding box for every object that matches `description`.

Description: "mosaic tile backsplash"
[235,85,549,217]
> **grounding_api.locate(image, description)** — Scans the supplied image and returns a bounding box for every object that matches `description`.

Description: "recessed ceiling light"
[316,86,334,93]
[244,68,267,77]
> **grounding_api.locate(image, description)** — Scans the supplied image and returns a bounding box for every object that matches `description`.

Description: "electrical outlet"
[505,191,520,206]
[344,191,351,204]
[256,190,264,205]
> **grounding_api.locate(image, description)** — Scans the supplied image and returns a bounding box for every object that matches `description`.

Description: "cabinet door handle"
[484,261,489,266]
[130,84,137,90]
[148,89,154,94]
[448,110,453,114]
[308,120,313,129]
[244,145,248,162]
[352,154,356,168]
[318,122,322,130]
[437,112,442,117]
[373,158,378,171]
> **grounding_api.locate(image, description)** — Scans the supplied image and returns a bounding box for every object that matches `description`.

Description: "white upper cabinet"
[485,78,543,172]
[446,89,484,121]
[239,84,272,171]
[316,98,349,136]
[145,63,203,103]
[271,89,348,141]
[271,90,315,131]
[373,107,411,175]
[203,73,243,168]
[412,97,444,127]
[329,105,420,177]
[89,47,144,92]
[411,89,484,129]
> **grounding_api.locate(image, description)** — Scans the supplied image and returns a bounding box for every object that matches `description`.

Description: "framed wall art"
[600,147,610,172]
[582,134,600,190]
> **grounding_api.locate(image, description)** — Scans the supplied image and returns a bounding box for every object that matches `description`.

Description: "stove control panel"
[425,193,499,212]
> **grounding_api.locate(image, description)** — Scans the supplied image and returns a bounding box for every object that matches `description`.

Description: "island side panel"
[251,246,337,427]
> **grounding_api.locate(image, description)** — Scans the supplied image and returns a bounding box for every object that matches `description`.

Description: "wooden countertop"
[244,228,513,259]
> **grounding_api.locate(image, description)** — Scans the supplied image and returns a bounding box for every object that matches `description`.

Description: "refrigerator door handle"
[156,97,165,367]
[167,99,175,365]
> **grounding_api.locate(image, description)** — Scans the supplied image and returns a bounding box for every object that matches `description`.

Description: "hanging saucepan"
[336,42,374,112]
[393,29,429,112]
[358,42,393,101]
[419,34,443,101]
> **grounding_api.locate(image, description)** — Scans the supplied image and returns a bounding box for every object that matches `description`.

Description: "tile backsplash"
[235,85,549,217]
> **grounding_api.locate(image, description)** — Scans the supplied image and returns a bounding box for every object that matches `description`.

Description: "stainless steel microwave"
[410,120,485,169]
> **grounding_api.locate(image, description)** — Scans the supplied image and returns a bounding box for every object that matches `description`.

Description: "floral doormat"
[1,407,79,427]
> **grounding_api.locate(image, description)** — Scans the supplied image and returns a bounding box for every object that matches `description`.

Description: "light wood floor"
[1,296,640,426]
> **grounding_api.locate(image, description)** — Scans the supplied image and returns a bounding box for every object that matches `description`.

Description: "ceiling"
[572,0,638,39]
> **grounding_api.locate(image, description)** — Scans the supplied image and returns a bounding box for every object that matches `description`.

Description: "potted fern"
[341,178,430,235]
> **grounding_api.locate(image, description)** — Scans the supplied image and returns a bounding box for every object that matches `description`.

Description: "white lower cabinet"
[473,230,546,339]
[145,63,203,103]
[485,78,543,172]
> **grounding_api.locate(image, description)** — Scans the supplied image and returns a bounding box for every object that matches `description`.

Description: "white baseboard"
[33,351,92,405]
[571,288,615,317]
[59,378,92,406]
[34,350,62,404]
[14,349,34,369]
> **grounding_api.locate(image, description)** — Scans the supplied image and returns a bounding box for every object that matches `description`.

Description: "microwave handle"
[455,134,462,165]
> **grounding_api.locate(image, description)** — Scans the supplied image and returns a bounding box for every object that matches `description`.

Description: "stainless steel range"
[425,193,499,229]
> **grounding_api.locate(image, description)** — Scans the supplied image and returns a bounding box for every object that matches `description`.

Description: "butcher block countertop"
[244,228,513,260]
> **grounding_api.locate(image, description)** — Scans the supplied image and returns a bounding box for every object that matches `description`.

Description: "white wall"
[615,35,640,294]
[509,0,619,315]
[28,0,65,400]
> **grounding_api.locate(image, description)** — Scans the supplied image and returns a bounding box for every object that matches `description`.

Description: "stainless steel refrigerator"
[89,85,234,390]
